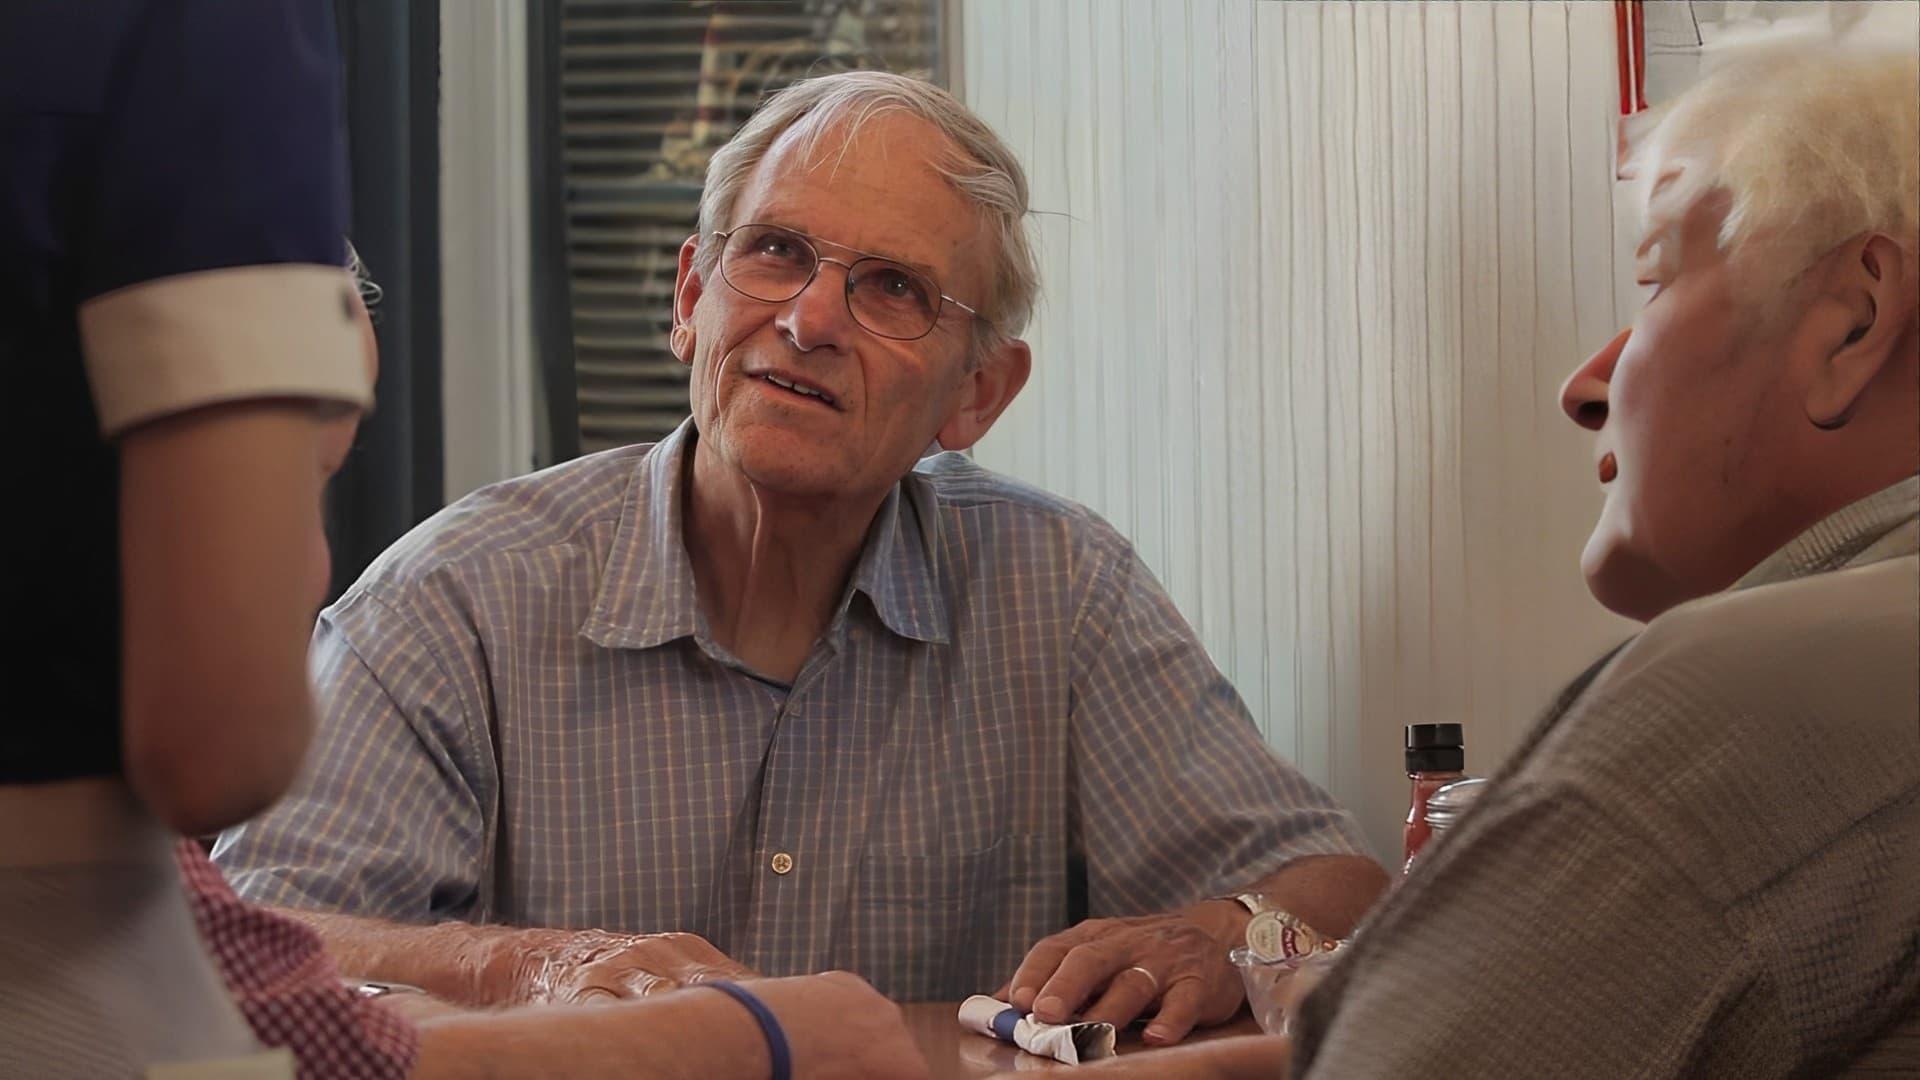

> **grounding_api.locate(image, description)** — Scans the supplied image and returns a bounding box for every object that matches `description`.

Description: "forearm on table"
[370,990,471,1026]
[1195,1035,1293,1079]
[1196,854,1390,942]
[278,906,532,1008]
[409,990,771,1080]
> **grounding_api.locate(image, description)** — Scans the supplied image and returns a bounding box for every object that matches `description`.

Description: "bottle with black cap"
[1402,723,1465,874]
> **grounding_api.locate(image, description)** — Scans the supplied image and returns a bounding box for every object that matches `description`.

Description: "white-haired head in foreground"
[1561,12,1918,623]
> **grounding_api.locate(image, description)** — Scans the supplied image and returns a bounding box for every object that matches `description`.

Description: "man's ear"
[936,338,1032,452]
[671,235,706,364]
[1803,232,1917,429]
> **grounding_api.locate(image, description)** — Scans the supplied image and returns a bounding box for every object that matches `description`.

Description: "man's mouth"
[1598,452,1618,485]
[753,371,839,409]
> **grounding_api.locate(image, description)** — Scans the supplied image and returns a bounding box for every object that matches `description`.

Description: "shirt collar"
[846,477,951,644]
[1734,474,1920,592]
[580,420,703,650]
[581,419,951,651]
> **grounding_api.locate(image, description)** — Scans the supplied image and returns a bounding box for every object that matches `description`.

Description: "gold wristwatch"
[1218,892,1335,962]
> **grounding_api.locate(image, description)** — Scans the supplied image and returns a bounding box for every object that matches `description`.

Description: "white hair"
[695,70,1037,361]
[1622,8,1919,294]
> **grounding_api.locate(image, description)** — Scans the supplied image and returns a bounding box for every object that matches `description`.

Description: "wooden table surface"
[902,1003,1264,1079]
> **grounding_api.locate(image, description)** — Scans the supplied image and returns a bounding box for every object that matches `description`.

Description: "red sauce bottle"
[1402,723,1465,874]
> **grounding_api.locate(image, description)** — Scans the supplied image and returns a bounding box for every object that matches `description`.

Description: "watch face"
[1244,910,1328,963]
[1245,911,1286,961]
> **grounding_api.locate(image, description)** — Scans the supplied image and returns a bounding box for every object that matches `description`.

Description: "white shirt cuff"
[79,263,371,438]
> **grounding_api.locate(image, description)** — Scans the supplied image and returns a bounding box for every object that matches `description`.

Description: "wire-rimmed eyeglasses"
[711,223,985,342]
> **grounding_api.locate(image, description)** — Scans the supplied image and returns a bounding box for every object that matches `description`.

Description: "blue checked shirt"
[215,420,1367,1001]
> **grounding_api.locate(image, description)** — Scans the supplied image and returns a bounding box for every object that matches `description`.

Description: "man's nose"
[776,258,858,353]
[1559,327,1628,431]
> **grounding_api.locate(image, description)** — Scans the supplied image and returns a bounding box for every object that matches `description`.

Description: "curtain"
[327,0,444,600]
[962,0,1639,856]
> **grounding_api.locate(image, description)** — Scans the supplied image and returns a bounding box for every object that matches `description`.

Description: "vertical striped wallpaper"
[962,0,1639,857]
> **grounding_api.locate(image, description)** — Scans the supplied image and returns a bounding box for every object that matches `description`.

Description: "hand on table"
[994,902,1249,1046]
[505,927,758,1004]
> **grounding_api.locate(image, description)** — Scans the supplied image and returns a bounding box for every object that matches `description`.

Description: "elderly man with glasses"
[214,70,1385,1043]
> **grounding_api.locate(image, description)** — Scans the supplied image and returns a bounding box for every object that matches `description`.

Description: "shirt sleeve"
[176,840,419,1080]
[74,0,367,437]
[213,588,495,924]
[1067,537,1370,917]
[1290,786,1786,1079]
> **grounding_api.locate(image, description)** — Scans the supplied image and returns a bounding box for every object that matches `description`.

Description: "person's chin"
[1582,531,1691,623]
[727,439,847,497]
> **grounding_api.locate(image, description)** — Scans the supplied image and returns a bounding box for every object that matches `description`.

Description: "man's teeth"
[764,374,830,403]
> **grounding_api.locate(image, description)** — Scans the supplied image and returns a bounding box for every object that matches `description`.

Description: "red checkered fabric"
[175,840,419,1079]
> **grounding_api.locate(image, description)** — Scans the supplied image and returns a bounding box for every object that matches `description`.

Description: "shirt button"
[770,852,794,875]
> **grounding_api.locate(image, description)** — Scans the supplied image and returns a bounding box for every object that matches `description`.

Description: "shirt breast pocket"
[843,834,1049,1002]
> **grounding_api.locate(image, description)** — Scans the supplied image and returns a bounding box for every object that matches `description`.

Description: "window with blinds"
[543,0,946,457]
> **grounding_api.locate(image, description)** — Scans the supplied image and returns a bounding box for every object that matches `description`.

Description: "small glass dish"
[1229,946,1342,1036]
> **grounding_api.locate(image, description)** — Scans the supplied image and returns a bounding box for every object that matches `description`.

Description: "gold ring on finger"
[1124,965,1160,994]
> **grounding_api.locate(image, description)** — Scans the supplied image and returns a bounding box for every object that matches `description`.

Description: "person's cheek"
[1607,346,1658,476]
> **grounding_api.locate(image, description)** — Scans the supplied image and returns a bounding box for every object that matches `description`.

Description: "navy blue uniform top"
[1,1,364,783]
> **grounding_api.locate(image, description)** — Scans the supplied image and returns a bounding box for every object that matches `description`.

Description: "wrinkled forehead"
[1634,165,1706,269]
[738,111,989,292]
[1620,120,1732,282]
